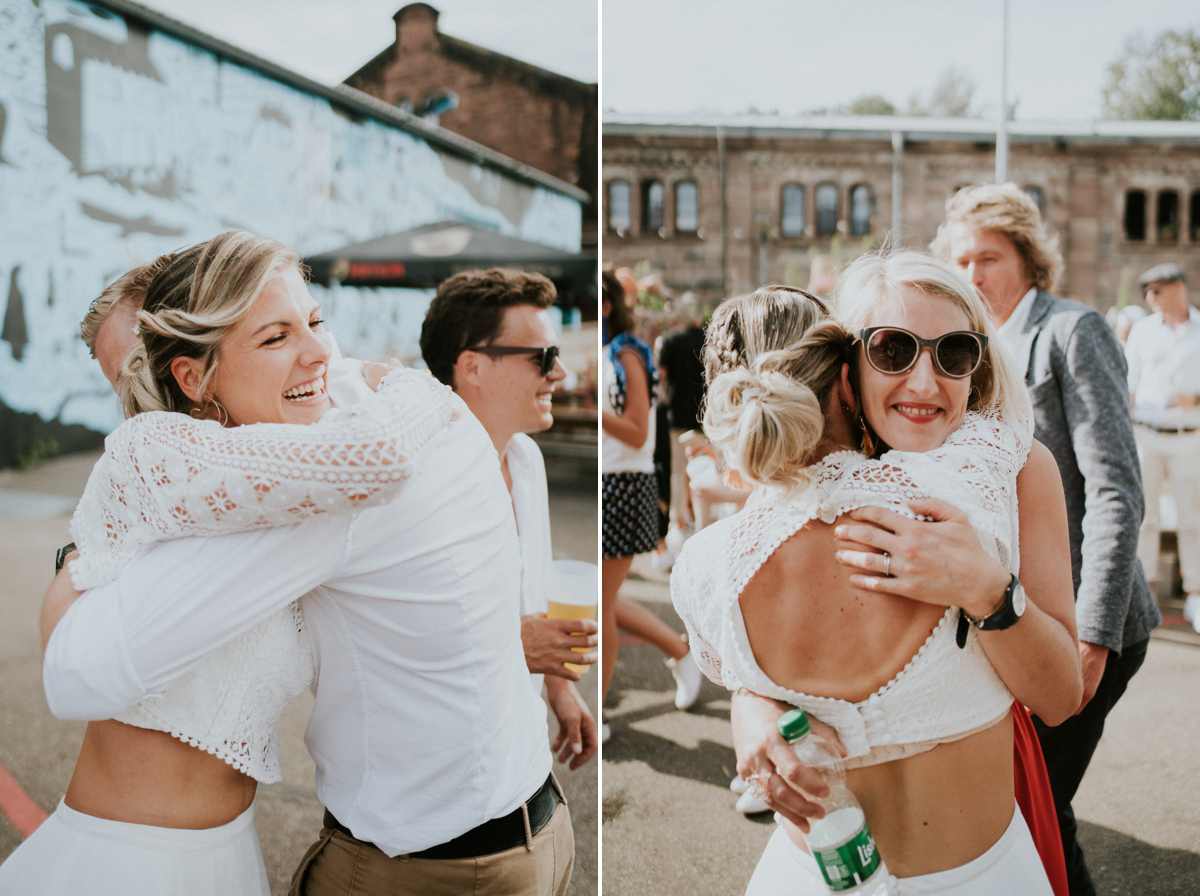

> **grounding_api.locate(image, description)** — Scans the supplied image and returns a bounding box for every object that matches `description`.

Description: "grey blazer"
[1008,290,1161,653]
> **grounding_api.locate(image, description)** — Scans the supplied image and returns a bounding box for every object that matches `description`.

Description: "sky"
[602,0,1199,121]
[131,0,599,85]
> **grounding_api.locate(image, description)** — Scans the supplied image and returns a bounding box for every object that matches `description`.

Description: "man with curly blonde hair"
[933,182,1160,896]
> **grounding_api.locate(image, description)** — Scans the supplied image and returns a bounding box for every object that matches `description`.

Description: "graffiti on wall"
[0,0,581,456]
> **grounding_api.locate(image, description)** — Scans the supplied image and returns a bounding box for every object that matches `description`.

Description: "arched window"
[1023,185,1045,216]
[1158,190,1180,241]
[642,180,665,232]
[1124,190,1146,241]
[781,183,806,237]
[815,182,839,236]
[675,181,698,233]
[849,184,874,236]
[607,180,631,234]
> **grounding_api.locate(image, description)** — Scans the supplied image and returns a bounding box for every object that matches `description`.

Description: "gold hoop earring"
[856,408,876,457]
[190,395,229,426]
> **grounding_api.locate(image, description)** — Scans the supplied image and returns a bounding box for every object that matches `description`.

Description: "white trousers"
[0,800,270,896]
[1135,426,1200,592]
[745,804,1051,896]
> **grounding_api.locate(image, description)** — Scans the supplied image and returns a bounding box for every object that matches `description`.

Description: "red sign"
[346,261,407,282]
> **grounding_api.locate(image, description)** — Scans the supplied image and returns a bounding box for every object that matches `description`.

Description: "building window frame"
[815,181,840,236]
[607,180,631,235]
[849,184,874,237]
[1158,189,1180,242]
[1123,189,1147,242]
[781,183,806,238]
[1023,185,1046,216]
[642,179,665,234]
[674,180,698,234]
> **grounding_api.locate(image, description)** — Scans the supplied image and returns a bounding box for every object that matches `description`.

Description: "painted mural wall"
[0,0,582,465]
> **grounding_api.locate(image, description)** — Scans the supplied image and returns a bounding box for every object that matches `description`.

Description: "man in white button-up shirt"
[1125,263,1200,624]
[419,268,598,777]
[44,284,574,895]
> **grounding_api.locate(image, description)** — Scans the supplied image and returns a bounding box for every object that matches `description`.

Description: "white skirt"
[0,799,270,896]
[746,803,1052,896]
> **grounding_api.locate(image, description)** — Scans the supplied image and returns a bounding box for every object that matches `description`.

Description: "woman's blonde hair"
[833,249,1032,441]
[702,286,850,488]
[118,231,300,418]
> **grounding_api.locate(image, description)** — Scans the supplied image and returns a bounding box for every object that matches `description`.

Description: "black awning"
[303,221,596,290]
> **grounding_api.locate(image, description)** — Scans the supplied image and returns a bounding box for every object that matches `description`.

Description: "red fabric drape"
[1013,701,1068,896]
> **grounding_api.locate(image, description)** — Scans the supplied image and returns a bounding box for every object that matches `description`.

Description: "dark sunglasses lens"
[539,346,559,375]
[866,329,919,373]
[936,335,982,377]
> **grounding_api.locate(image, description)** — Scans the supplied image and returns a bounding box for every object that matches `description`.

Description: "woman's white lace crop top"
[672,409,1031,768]
[66,365,456,782]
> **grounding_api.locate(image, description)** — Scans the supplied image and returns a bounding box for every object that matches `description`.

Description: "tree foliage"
[1102,29,1200,121]
[906,67,978,118]
[842,94,897,116]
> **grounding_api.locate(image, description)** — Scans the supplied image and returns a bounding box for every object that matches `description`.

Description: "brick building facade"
[347,3,598,249]
[603,113,1200,311]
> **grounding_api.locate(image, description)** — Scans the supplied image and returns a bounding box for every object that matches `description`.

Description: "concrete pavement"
[0,449,598,896]
[603,553,1200,895]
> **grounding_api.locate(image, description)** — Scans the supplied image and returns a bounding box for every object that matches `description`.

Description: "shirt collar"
[996,287,1039,342]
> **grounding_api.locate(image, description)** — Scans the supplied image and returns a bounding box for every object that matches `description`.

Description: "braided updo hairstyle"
[118,231,300,419]
[702,285,851,488]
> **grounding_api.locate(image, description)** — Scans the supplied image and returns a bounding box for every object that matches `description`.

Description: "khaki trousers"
[290,800,573,896]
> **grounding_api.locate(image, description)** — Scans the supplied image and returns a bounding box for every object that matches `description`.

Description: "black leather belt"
[322,773,561,860]
[1137,422,1198,434]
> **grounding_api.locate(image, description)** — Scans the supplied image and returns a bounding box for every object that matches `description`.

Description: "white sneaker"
[651,548,677,572]
[735,790,771,814]
[665,650,703,710]
[665,525,690,555]
[730,774,748,794]
[1184,594,1200,626]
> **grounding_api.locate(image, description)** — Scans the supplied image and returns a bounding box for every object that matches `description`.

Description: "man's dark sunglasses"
[471,344,561,376]
[857,327,987,378]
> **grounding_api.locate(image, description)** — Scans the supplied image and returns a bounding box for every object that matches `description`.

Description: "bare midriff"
[741,516,1016,878]
[783,718,1014,878]
[64,719,256,829]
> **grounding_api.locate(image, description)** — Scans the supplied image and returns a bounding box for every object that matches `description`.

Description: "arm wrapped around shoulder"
[703,319,846,489]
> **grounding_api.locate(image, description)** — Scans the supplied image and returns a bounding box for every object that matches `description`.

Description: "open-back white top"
[64,365,456,782]
[671,408,1031,768]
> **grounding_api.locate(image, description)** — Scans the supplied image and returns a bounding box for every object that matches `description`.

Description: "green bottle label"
[812,824,882,892]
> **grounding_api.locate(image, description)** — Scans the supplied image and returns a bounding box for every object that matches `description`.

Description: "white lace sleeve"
[68,367,457,589]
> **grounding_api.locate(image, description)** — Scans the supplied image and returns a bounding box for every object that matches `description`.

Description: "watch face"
[1012,581,1027,617]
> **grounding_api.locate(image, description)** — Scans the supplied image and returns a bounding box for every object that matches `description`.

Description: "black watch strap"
[970,574,1023,631]
[956,575,1023,647]
[55,542,77,573]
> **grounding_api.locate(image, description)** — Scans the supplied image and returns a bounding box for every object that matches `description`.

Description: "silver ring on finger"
[882,552,892,577]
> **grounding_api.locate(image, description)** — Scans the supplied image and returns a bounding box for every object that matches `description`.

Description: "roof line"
[437,32,595,96]
[91,0,587,202]
[603,112,1200,144]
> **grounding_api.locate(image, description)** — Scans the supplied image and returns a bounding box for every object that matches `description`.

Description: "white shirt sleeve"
[1124,325,1144,399]
[43,514,351,720]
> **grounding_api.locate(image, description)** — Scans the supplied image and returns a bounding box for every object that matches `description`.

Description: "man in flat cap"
[1126,262,1200,631]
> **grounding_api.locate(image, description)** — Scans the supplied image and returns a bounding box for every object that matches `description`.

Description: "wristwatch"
[965,574,1027,631]
[956,574,1026,648]
[55,542,77,573]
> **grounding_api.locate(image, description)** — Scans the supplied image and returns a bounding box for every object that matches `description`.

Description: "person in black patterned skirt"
[600,269,702,743]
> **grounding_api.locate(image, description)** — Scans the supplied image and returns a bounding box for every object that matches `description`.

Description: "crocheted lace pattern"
[672,409,1030,765]
[68,366,455,781]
